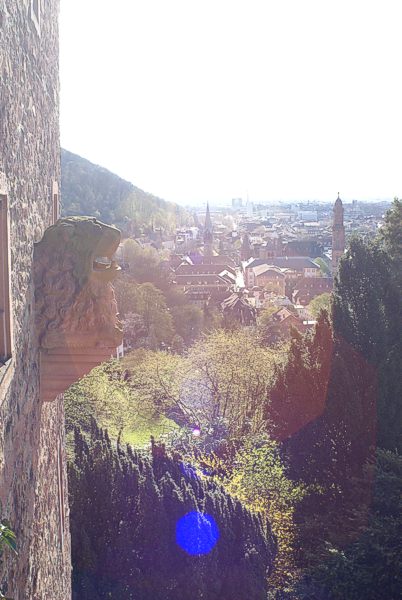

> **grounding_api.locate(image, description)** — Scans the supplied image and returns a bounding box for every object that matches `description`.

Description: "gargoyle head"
[34,217,123,350]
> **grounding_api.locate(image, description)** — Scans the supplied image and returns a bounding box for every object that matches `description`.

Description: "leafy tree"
[259,305,279,327]
[163,286,188,310]
[333,237,402,451]
[0,519,17,600]
[308,292,332,319]
[115,188,192,234]
[183,330,281,437]
[257,305,284,346]
[121,350,185,418]
[298,449,402,600]
[333,237,398,365]
[64,361,134,436]
[134,283,174,348]
[170,334,185,354]
[225,434,306,593]
[202,302,223,332]
[269,231,401,597]
[170,304,204,345]
[0,521,17,556]
[267,313,333,443]
[114,278,174,348]
[314,256,331,276]
[120,330,283,440]
[379,197,402,269]
[113,275,140,318]
[121,312,147,349]
[121,239,168,287]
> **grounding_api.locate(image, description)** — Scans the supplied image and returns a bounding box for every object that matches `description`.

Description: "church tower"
[240,233,252,261]
[332,193,345,271]
[204,202,213,257]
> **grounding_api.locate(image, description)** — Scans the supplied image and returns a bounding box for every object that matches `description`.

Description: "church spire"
[203,202,213,257]
[240,232,252,261]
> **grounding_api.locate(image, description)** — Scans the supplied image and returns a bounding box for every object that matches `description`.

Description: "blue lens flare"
[176,511,219,555]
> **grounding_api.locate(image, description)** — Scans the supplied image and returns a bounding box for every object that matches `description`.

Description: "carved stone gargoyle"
[33,217,123,401]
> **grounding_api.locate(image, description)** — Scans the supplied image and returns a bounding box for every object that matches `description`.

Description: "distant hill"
[61,149,192,233]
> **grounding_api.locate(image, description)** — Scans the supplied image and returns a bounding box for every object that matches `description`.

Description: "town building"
[174,228,199,254]
[244,257,321,289]
[282,239,323,258]
[175,263,236,278]
[251,265,287,295]
[172,257,235,305]
[221,292,256,326]
[173,273,233,306]
[292,277,333,305]
[262,307,307,344]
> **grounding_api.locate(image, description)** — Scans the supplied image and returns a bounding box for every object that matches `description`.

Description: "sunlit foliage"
[307,292,332,319]
[114,278,174,348]
[224,434,306,593]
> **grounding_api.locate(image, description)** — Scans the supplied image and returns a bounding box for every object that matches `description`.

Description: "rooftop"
[247,256,320,270]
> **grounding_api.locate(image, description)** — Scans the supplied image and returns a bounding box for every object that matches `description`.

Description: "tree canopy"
[114,278,174,349]
[307,292,332,318]
[379,197,402,268]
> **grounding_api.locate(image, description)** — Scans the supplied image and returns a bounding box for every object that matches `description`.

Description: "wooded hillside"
[61,149,192,231]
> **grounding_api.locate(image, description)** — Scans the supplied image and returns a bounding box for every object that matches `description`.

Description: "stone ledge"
[39,348,116,402]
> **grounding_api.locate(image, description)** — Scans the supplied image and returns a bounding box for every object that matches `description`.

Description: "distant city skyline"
[60,0,402,206]
[188,196,392,209]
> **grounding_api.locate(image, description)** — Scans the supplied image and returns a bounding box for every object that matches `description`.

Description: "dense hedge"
[69,422,276,600]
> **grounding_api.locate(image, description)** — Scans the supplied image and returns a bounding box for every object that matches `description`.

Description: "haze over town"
[60,0,402,206]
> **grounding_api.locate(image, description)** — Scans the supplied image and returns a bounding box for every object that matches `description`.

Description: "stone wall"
[0,1,71,598]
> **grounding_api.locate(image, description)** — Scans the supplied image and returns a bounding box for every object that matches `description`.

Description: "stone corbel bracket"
[34,216,123,402]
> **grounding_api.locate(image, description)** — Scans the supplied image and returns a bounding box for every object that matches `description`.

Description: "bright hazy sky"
[60,0,402,206]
